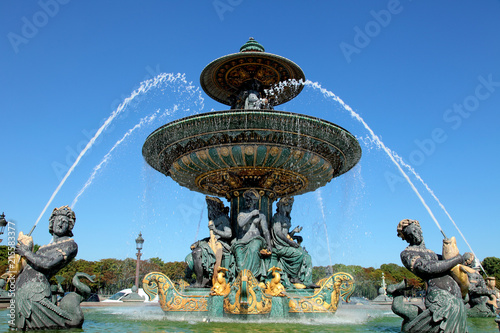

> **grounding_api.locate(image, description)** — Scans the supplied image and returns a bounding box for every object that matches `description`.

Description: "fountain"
[141,38,361,318]
[371,272,392,305]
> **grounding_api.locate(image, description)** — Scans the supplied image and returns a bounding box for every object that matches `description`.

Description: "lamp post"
[135,232,144,290]
[0,213,8,243]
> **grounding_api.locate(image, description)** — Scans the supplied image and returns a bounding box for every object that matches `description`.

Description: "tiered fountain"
[141,38,362,319]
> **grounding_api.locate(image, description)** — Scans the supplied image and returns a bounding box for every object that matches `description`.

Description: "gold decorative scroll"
[288,272,355,313]
[143,272,209,312]
[224,269,272,315]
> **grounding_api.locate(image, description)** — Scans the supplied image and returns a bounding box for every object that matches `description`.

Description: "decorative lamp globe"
[135,232,144,251]
[0,213,7,236]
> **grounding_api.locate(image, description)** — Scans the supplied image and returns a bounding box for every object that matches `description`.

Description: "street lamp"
[135,232,144,290]
[0,213,8,242]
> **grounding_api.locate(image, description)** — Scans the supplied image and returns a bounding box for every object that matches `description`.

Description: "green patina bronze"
[8,206,95,330]
[240,37,265,52]
[390,219,474,332]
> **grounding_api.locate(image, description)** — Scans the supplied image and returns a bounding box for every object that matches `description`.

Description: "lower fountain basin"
[142,109,361,199]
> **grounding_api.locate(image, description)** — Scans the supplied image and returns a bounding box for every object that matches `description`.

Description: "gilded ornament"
[264,267,286,297]
[310,155,320,165]
[292,150,303,159]
[219,147,230,157]
[223,270,272,315]
[211,267,231,296]
[197,151,208,160]
[143,272,209,312]
[244,146,254,155]
[287,273,355,313]
[269,146,280,156]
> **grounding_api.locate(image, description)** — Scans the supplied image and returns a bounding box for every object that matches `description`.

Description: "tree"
[163,261,188,281]
[308,263,425,299]
[149,257,165,268]
[482,257,500,289]
[0,246,9,277]
[56,259,96,291]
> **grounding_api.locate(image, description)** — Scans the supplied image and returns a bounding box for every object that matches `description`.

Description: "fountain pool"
[2,304,498,332]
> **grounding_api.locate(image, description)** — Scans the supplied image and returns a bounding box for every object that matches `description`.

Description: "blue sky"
[1,1,499,269]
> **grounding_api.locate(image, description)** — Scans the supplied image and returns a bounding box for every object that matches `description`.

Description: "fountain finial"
[240,37,265,53]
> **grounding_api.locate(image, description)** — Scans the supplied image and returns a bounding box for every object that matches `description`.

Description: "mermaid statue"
[390,219,472,333]
[11,206,94,330]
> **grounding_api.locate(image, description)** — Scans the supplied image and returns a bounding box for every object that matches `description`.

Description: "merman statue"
[486,277,499,312]
[12,206,94,330]
[464,258,496,317]
[390,219,472,333]
[186,197,233,287]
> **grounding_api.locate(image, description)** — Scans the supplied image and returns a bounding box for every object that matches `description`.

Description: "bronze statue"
[186,197,233,287]
[12,206,94,330]
[231,190,272,280]
[464,258,496,317]
[485,277,499,312]
[270,197,317,288]
[390,219,472,333]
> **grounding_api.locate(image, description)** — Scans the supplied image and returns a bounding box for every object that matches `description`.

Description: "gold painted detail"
[287,272,355,313]
[211,267,231,296]
[269,146,280,156]
[196,167,307,197]
[215,58,291,92]
[143,272,209,312]
[177,280,189,291]
[224,269,272,315]
[166,142,338,197]
[292,150,303,159]
[264,267,286,297]
[219,147,230,157]
[196,150,208,160]
[292,283,306,289]
[443,236,471,298]
[244,146,254,155]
